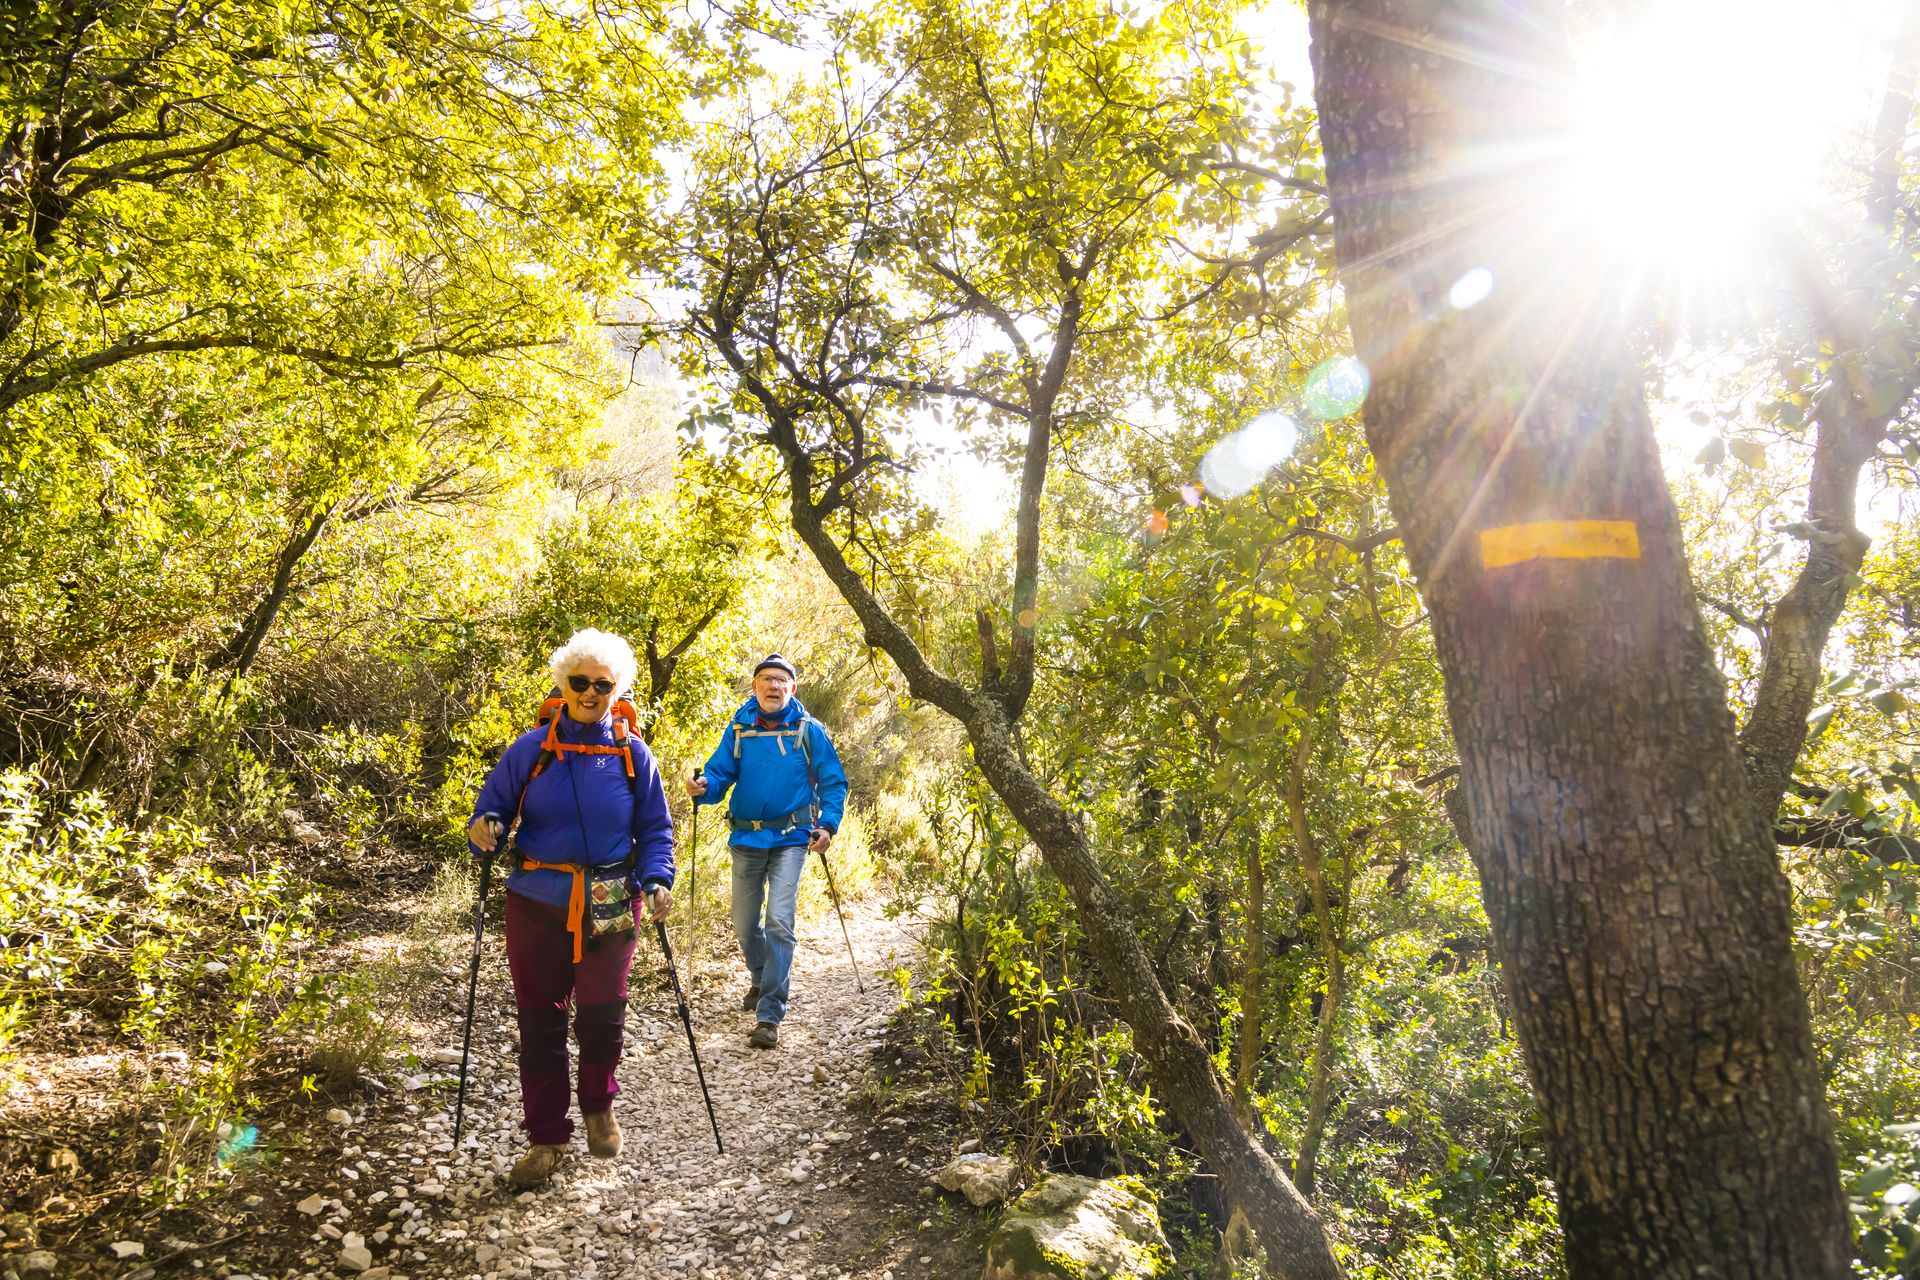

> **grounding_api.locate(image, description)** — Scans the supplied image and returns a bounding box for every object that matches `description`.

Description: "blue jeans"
[731,844,807,1024]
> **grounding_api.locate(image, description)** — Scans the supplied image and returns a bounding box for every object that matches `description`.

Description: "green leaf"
[1728,438,1767,468]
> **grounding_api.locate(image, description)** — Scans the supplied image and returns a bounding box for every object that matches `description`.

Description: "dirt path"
[275,893,974,1280]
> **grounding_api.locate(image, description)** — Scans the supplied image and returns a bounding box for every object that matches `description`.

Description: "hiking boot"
[508,1144,566,1188]
[740,984,761,1012]
[585,1110,622,1159]
[749,1021,779,1050]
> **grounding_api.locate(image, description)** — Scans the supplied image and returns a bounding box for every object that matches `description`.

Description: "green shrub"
[0,768,383,1193]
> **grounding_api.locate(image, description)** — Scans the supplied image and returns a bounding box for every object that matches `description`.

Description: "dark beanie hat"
[753,653,797,679]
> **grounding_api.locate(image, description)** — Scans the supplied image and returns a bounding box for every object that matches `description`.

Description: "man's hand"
[468,816,503,852]
[686,773,708,798]
[808,827,833,854]
[644,885,673,923]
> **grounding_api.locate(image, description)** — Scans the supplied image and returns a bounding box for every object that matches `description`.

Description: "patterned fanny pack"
[587,864,637,942]
[520,857,636,961]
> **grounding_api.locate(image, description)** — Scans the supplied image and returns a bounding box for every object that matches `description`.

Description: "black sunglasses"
[566,675,618,695]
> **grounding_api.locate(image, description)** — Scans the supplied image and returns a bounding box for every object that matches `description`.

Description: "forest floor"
[1,862,997,1280]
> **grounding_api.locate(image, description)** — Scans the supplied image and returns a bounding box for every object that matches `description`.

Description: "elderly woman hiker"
[467,628,675,1188]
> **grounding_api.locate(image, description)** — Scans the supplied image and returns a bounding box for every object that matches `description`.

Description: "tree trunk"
[1307,2,1850,1275]
[705,150,1345,1279]
[208,502,335,680]
[1286,708,1342,1201]
[1235,825,1267,1125]
[961,700,1344,1280]
[642,604,725,741]
[1734,6,1918,816]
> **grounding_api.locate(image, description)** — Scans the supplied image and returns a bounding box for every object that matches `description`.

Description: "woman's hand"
[468,816,502,852]
[644,885,672,923]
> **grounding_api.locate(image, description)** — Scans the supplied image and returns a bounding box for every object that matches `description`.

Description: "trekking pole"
[815,842,864,995]
[654,920,724,1154]
[453,821,499,1148]
[687,771,700,999]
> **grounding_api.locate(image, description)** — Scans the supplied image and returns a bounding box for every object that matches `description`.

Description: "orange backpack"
[518,689,646,804]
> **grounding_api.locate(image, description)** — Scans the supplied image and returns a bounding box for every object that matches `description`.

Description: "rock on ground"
[982,1175,1173,1280]
[932,1154,1018,1207]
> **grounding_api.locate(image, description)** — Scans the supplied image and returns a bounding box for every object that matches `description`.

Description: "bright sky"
[1571,0,1908,534]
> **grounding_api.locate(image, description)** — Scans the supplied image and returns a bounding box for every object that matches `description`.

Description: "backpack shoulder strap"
[796,716,821,810]
[510,719,564,834]
[614,720,640,872]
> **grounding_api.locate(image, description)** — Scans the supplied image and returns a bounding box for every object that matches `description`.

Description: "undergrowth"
[0,767,390,1198]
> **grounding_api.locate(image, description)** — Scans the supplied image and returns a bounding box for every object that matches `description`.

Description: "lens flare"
[1302,357,1370,420]
[1448,267,1494,311]
[216,1123,259,1165]
[1238,412,1299,470]
[1200,412,1299,498]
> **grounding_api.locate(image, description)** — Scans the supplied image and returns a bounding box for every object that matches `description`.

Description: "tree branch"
[1699,592,1765,640]
[850,373,1029,418]
[1284,524,1400,554]
[1208,158,1328,195]
[0,331,560,414]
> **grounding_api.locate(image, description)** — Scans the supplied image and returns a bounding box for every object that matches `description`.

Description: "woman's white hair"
[549,628,638,696]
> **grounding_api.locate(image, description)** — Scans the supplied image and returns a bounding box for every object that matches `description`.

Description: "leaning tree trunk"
[960,701,1344,1280]
[707,287,1348,1277]
[1234,823,1267,1125]
[1306,2,1850,1276]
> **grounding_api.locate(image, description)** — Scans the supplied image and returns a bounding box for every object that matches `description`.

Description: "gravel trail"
[285,897,930,1280]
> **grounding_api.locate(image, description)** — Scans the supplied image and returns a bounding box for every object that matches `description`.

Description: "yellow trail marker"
[1480,520,1640,569]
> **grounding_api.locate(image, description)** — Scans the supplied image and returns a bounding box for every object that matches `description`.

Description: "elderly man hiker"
[687,654,848,1050]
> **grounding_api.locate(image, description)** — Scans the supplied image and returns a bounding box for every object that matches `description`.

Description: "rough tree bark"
[1307,2,1850,1275]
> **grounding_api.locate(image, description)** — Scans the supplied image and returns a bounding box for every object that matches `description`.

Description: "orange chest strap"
[533,717,636,776]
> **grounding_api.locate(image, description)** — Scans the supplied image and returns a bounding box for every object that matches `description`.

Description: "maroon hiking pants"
[503,889,636,1146]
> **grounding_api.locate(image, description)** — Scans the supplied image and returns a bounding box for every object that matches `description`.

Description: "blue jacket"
[694,696,847,849]
[469,712,675,909]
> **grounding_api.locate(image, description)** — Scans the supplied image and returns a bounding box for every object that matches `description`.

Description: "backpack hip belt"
[727,804,818,834]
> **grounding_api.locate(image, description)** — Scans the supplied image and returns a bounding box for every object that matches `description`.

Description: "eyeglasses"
[567,675,617,695]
